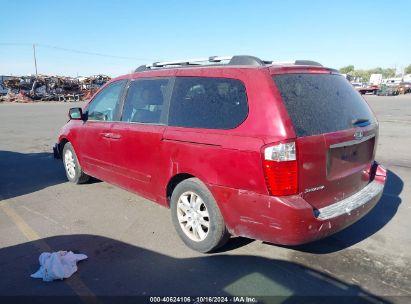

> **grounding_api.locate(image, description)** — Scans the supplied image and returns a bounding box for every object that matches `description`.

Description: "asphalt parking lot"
[0,95,410,302]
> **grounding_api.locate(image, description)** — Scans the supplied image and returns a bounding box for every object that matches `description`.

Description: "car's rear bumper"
[209,162,387,245]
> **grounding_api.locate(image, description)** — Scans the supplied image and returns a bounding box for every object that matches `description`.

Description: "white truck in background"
[369,74,383,86]
[403,74,411,83]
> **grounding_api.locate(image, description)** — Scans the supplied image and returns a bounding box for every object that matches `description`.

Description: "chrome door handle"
[110,133,121,140]
[100,132,121,139]
[101,132,112,138]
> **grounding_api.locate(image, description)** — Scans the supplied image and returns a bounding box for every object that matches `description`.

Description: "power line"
[0,42,151,61]
[0,43,32,46]
[37,44,150,61]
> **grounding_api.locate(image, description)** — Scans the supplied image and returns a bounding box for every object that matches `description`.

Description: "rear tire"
[62,142,90,184]
[170,178,229,253]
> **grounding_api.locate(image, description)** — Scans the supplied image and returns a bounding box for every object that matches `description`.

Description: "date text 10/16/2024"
[149,296,258,303]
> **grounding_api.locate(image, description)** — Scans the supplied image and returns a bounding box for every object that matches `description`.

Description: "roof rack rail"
[134,55,323,72]
[135,56,233,72]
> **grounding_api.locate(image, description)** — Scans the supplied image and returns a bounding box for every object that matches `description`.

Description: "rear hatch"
[273,72,378,209]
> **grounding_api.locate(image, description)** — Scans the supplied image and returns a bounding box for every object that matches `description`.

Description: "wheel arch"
[166,173,195,205]
[59,137,85,169]
[58,137,69,156]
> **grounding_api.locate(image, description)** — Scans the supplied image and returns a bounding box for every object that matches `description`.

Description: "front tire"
[170,178,229,253]
[62,142,90,184]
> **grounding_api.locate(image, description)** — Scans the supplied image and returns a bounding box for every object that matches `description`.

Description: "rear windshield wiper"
[352,118,370,127]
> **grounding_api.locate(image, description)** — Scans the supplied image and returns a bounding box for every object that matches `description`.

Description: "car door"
[109,78,172,200]
[76,79,128,181]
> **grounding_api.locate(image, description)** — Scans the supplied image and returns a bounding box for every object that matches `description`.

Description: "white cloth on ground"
[31,251,88,282]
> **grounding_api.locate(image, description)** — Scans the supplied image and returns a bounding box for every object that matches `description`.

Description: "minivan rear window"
[273,74,375,137]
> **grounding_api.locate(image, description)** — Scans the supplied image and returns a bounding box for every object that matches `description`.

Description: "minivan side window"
[121,78,170,124]
[87,80,127,121]
[168,77,248,129]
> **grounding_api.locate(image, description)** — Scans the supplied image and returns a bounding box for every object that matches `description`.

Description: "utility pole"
[33,44,38,77]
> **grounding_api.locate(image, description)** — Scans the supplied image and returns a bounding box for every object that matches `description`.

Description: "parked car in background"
[384,78,402,86]
[398,82,411,94]
[351,82,363,88]
[352,82,379,95]
[54,55,386,252]
[377,84,399,96]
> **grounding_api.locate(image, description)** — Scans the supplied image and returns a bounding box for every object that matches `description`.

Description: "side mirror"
[68,107,84,120]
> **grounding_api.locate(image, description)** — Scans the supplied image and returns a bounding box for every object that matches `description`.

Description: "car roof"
[109,55,338,82]
[134,55,329,71]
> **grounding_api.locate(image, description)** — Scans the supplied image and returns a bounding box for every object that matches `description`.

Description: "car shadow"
[218,236,255,252]
[0,150,69,200]
[0,234,390,303]
[274,169,402,254]
[0,150,102,201]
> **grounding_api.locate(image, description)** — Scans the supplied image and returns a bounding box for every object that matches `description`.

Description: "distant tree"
[340,66,396,82]
[369,67,383,74]
[405,64,411,75]
[339,65,355,74]
[351,69,371,82]
[381,68,395,78]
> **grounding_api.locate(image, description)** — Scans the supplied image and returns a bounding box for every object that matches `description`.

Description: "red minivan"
[54,55,387,252]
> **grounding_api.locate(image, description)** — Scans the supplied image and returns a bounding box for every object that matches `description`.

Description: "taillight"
[262,141,298,196]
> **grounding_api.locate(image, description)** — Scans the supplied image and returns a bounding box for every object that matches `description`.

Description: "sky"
[0,0,410,77]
